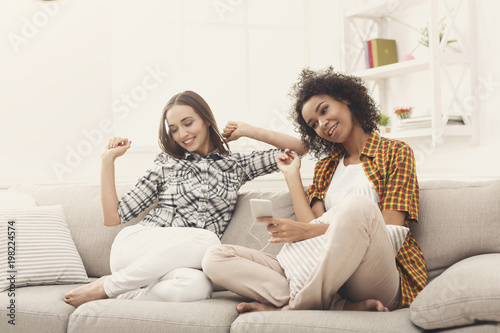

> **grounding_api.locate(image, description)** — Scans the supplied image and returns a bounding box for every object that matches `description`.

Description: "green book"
[370,39,398,67]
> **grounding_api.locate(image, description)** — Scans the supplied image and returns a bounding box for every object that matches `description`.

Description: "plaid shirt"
[118,149,281,238]
[306,131,427,307]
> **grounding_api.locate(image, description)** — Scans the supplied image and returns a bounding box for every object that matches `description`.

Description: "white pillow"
[385,224,409,255]
[0,205,89,291]
[0,192,37,208]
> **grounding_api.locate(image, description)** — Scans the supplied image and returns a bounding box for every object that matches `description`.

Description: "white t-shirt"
[324,156,380,211]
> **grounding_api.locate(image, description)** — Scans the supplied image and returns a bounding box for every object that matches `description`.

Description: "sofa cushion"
[0,205,89,292]
[67,293,241,333]
[410,253,500,330]
[8,184,154,278]
[231,308,420,333]
[0,283,79,333]
[412,180,500,281]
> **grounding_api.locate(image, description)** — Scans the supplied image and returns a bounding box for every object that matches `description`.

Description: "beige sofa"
[1,179,500,333]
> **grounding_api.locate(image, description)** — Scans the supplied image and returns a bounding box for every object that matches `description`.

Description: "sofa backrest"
[413,179,500,281]
[220,190,294,256]
[8,179,500,281]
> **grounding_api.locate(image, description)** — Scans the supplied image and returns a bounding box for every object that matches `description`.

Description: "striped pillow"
[276,234,325,298]
[0,205,89,292]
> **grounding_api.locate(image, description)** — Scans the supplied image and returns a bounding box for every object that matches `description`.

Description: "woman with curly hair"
[202,67,427,313]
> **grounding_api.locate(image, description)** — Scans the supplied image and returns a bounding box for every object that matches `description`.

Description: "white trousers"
[103,224,220,302]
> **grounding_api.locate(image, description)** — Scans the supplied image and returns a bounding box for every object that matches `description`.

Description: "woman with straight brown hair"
[64,90,307,307]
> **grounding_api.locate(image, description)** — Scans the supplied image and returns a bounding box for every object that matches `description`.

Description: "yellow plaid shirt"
[306,131,427,307]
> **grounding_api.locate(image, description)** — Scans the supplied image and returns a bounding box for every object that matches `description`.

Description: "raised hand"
[222,121,252,142]
[102,136,132,161]
[277,149,301,176]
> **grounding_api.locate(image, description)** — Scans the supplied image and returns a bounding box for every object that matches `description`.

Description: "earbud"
[211,125,226,142]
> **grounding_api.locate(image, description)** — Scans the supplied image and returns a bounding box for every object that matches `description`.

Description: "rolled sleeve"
[306,157,336,205]
[380,144,419,223]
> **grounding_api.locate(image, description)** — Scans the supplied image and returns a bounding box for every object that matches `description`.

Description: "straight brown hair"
[158,91,229,158]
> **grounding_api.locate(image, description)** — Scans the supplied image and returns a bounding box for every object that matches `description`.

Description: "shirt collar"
[184,149,224,161]
[328,130,379,160]
[360,130,381,158]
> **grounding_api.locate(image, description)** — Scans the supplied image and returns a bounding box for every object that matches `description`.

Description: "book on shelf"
[364,39,398,68]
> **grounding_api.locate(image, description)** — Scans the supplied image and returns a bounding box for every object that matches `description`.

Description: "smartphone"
[250,198,274,230]
[250,198,273,219]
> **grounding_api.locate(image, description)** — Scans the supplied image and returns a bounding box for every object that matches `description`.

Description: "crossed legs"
[65,225,220,307]
[202,195,400,313]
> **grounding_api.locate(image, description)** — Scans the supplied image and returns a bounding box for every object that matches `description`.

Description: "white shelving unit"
[341,0,478,145]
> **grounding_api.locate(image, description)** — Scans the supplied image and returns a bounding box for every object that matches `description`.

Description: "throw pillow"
[410,253,500,330]
[0,205,90,292]
[385,224,409,256]
[0,192,36,209]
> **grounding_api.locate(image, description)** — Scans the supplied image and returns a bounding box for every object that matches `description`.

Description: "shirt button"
[200,205,206,211]
[200,217,205,223]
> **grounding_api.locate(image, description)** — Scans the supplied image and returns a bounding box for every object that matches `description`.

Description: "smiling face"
[301,94,359,144]
[166,104,213,156]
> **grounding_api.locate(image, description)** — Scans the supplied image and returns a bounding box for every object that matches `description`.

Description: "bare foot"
[236,302,281,314]
[64,276,109,308]
[344,299,388,312]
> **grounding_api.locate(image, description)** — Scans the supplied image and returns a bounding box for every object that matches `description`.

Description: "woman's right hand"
[102,137,132,161]
[222,121,253,142]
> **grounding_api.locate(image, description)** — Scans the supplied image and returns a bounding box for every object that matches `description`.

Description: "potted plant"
[378,114,391,133]
[394,106,413,120]
[418,21,457,49]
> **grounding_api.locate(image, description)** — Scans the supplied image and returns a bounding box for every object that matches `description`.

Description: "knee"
[324,195,382,237]
[336,195,380,220]
[340,194,377,212]
[192,229,221,248]
[201,244,231,280]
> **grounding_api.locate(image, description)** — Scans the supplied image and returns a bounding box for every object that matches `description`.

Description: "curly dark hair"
[289,67,380,159]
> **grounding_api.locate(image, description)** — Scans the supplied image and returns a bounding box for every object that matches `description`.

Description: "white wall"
[0,0,498,192]
[0,0,113,186]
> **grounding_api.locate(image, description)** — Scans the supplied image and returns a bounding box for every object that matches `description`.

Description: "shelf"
[352,58,429,80]
[443,124,474,136]
[345,0,426,19]
[343,0,478,145]
[381,128,432,139]
[382,123,473,140]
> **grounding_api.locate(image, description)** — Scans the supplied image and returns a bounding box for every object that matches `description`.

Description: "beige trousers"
[202,195,401,311]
